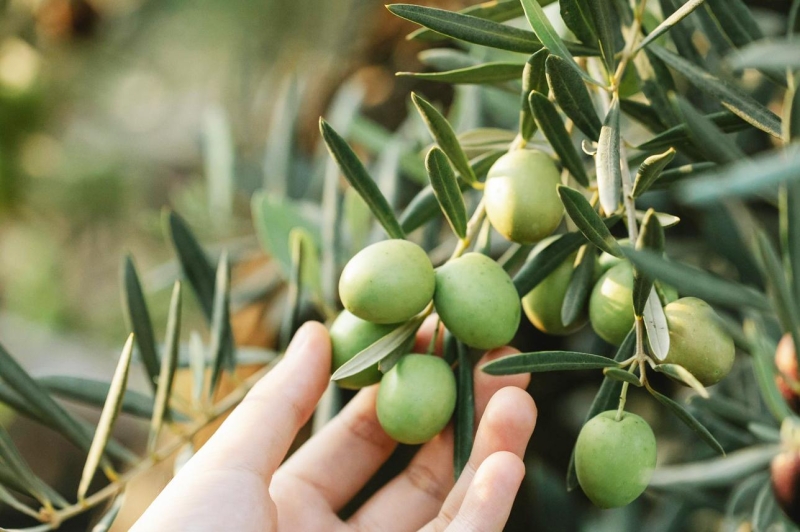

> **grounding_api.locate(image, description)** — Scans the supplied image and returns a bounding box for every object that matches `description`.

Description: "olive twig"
[450,198,487,261]
[615,361,640,421]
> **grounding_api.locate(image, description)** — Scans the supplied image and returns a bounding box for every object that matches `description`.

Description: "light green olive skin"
[339,240,435,324]
[329,311,399,390]
[376,354,457,444]
[434,253,521,350]
[661,297,735,386]
[522,246,588,335]
[589,261,634,345]
[484,150,563,244]
[575,410,656,509]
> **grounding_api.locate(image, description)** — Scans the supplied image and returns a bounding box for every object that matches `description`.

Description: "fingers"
[184,322,332,480]
[271,386,397,511]
[437,452,525,532]
[473,347,529,418]
[413,314,445,354]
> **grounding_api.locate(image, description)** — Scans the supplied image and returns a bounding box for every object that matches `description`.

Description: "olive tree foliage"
[1,0,800,529]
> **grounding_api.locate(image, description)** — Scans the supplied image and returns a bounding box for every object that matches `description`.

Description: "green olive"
[484,150,563,244]
[434,253,521,350]
[575,410,656,509]
[522,239,588,335]
[660,297,735,386]
[376,354,457,444]
[339,239,435,324]
[596,238,629,278]
[329,310,399,390]
[589,261,634,345]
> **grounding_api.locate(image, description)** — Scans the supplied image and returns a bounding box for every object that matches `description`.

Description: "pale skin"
[132,318,537,531]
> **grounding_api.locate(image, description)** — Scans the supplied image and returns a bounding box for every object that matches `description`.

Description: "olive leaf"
[705,0,762,48]
[602,367,642,387]
[557,185,620,256]
[560,0,597,46]
[636,111,747,151]
[596,97,622,216]
[647,385,725,454]
[121,254,159,392]
[671,93,745,164]
[546,55,602,141]
[621,99,667,133]
[149,281,182,454]
[209,252,233,394]
[649,45,782,138]
[643,288,670,361]
[407,0,528,41]
[528,92,589,187]
[567,330,636,490]
[636,0,707,52]
[319,118,405,239]
[454,341,474,480]
[622,248,771,310]
[788,84,800,142]
[0,424,56,508]
[165,211,215,320]
[188,331,207,405]
[730,39,800,71]
[654,363,709,398]
[481,351,620,375]
[651,162,715,190]
[398,62,524,84]
[332,316,424,381]
[418,48,479,71]
[649,444,778,489]
[586,0,618,73]
[633,50,678,130]
[426,147,468,239]
[631,148,676,198]
[632,209,664,317]
[744,319,793,422]
[781,182,800,306]
[561,245,595,327]
[519,49,549,141]
[0,485,39,520]
[657,0,705,66]
[280,231,305,351]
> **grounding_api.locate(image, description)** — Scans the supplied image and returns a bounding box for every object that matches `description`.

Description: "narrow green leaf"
[647,386,725,454]
[398,62,524,84]
[650,162,715,189]
[587,0,618,73]
[603,367,642,386]
[561,245,596,327]
[454,342,474,480]
[0,424,52,507]
[201,106,234,227]
[705,0,762,48]
[0,461,67,508]
[558,185,620,256]
[649,444,778,489]
[78,334,134,501]
[633,50,679,130]
[331,317,424,381]
[620,99,667,133]
[560,0,597,45]
[649,45,782,138]
[520,0,601,86]
[165,211,215,319]
[671,93,745,164]
[677,146,800,205]
[408,0,529,41]
[745,319,793,422]
[654,363,709,398]
[644,288,670,361]
[637,0,707,51]
[481,351,620,375]
[730,39,800,70]
[0,484,40,519]
[631,148,676,198]
[121,255,159,392]
[208,253,232,394]
[426,147,468,238]
[546,55,602,141]
[596,97,622,215]
[754,229,800,354]
[567,330,635,490]
[633,210,664,316]
[412,93,477,185]
[519,49,549,141]
[658,0,705,66]
[418,48,480,71]
[263,75,300,195]
[319,119,405,239]
[149,281,182,454]
[781,182,800,307]
[188,331,206,406]
[91,492,126,532]
[529,92,589,186]
[636,111,748,151]
[621,248,771,310]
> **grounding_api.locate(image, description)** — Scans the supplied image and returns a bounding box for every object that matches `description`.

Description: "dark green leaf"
[596,97,621,215]
[546,55,602,141]
[671,93,745,164]
[745,320,793,422]
[560,0,597,45]
[650,162,715,189]
[412,93,477,185]
[121,255,158,393]
[754,229,800,355]
[620,99,668,133]
[636,111,748,151]
[658,0,705,66]
[558,185,620,255]
[637,0,707,51]
[788,85,800,142]
[632,50,678,129]
[631,148,676,198]
[454,342,474,480]
[781,182,800,306]
[426,147,468,238]
[398,62,524,84]
[632,210,664,316]
[165,211,215,319]
[528,91,589,186]
[481,351,620,375]
[602,367,642,386]
[407,0,528,41]
[649,45,782,138]
[587,0,618,73]
[209,253,232,394]
[647,386,725,454]
[332,317,424,381]
[561,245,595,327]
[622,248,771,310]
[705,0,762,48]
[519,49,549,141]
[319,118,405,239]
[149,281,182,454]
[78,334,134,500]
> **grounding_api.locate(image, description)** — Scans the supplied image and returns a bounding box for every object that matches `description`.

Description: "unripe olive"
[434,252,521,350]
[339,239,435,324]
[484,150,563,244]
[575,410,656,509]
[522,240,587,335]
[597,239,629,277]
[661,297,735,386]
[376,354,457,444]
[329,310,399,390]
[776,334,800,412]
[772,450,800,525]
[589,261,634,346]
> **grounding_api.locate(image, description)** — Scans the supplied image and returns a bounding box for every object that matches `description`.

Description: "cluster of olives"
[330,239,520,444]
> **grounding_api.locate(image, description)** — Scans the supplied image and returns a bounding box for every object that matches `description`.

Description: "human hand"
[132,320,536,531]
